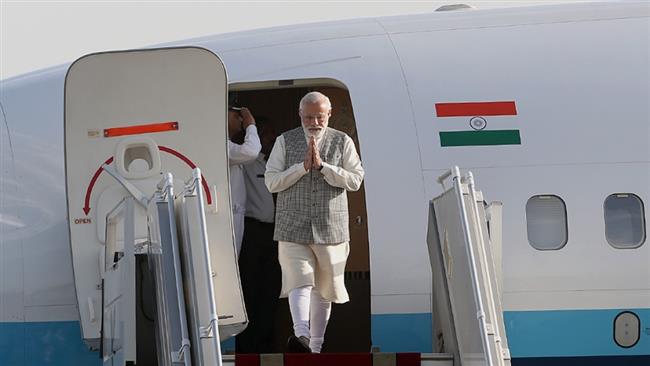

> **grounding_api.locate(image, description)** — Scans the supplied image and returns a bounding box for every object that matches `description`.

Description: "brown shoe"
[287,335,311,353]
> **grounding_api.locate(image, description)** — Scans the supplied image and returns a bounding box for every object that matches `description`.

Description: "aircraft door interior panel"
[64,47,245,364]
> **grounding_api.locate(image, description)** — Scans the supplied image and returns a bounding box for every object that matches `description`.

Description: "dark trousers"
[236,217,281,353]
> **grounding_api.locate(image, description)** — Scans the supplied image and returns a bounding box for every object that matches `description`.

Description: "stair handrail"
[153,173,192,366]
[466,172,508,365]
[181,168,223,366]
[447,166,495,366]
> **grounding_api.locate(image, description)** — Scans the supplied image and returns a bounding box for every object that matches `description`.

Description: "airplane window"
[526,195,568,250]
[604,194,646,249]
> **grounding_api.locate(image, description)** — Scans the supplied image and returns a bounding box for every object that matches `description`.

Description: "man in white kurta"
[236,120,281,353]
[265,92,364,353]
[228,106,261,255]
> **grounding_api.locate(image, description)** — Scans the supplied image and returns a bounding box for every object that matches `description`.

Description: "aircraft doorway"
[231,80,371,353]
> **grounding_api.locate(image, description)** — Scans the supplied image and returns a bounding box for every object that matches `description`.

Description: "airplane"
[0,1,648,365]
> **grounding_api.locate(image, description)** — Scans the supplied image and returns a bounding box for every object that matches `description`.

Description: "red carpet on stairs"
[235,352,421,366]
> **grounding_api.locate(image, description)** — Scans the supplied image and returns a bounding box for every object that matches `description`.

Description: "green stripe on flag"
[440,130,521,147]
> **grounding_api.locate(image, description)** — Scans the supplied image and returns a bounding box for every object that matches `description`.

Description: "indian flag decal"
[436,101,521,147]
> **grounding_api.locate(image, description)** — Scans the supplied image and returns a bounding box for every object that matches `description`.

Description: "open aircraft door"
[427,167,511,366]
[65,48,245,365]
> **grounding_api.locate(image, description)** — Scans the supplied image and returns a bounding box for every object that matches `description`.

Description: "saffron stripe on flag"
[436,101,517,117]
[440,130,521,147]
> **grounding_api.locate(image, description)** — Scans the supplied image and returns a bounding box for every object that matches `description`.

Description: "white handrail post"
[158,173,192,366]
[191,168,223,366]
[466,172,506,366]
[450,167,494,366]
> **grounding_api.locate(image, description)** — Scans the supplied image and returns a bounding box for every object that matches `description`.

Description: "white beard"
[302,125,326,139]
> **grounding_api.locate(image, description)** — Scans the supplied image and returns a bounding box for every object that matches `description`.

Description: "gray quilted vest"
[274,127,349,244]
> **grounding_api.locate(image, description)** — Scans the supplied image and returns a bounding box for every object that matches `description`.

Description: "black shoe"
[287,335,311,353]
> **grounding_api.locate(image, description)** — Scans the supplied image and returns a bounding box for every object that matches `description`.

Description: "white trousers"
[288,285,331,353]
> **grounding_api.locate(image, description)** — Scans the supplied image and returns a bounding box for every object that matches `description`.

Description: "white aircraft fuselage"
[0,2,648,365]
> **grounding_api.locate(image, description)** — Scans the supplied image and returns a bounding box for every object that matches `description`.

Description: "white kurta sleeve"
[264,135,309,193]
[228,125,261,165]
[320,135,364,192]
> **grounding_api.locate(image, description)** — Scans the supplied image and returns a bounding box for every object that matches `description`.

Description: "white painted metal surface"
[428,167,510,366]
[101,197,135,366]
[63,48,246,350]
[148,173,191,366]
[177,168,224,366]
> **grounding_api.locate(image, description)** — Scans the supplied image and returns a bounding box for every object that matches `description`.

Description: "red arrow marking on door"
[82,147,212,215]
[158,146,212,205]
[84,157,114,215]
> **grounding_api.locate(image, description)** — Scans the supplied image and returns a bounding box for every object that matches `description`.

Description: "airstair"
[427,167,511,366]
[64,47,510,365]
[99,166,229,366]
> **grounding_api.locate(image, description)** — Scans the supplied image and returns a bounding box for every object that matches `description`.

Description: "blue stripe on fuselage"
[2,308,648,364]
[371,313,433,352]
[511,355,650,366]
[504,308,650,357]
[0,321,100,366]
[371,308,650,357]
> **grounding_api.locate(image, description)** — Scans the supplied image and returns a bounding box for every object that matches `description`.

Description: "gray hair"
[299,91,332,111]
